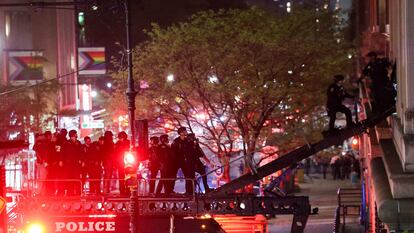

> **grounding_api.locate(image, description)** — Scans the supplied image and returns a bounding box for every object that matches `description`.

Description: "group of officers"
[149,127,213,195]
[33,126,213,196]
[326,51,396,133]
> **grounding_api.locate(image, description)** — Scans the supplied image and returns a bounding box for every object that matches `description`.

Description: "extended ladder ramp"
[208,107,396,197]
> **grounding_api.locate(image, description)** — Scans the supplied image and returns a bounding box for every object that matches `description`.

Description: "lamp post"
[124,0,137,147]
[122,1,138,233]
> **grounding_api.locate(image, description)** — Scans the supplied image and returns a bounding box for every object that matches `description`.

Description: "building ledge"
[380,139,414,198]
[392,116,414,172]
[371,158,414,230]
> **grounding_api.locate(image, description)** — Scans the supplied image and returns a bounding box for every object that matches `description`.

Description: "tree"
[109,7,352,176]
[0,82,59,140]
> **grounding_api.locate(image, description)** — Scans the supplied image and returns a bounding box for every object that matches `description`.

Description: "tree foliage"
[0,82,59,140]
[109,7,352,174]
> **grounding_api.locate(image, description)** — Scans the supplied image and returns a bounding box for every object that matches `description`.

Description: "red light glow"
[27,223,45,233]
[124,152,136,165]
[352,138,358,145]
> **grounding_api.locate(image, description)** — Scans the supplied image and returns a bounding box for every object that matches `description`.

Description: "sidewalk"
[268,173,362,233]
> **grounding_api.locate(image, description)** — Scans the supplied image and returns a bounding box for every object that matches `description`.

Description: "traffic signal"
[124,151,138,187]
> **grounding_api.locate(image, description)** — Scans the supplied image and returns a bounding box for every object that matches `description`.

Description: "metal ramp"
[208,107,396,197]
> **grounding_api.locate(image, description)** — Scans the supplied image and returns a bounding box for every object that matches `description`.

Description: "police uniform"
[326,76,354,132]
[171,136,195,195]
[114,137,130,195]
[154,134,177,194]
[148,140,160,194]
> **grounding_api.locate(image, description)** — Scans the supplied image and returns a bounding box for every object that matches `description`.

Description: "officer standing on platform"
[326,75,355,133]
[148,136,160,194]
[362,51,394,112]
[82,136,101,194]
[187,133,213,193]
[103,131,115,194]
[55,129,67,196]
[62,130,82,195]
[114,131,130,195]
[171,127,195,195]
[155,134,174,194]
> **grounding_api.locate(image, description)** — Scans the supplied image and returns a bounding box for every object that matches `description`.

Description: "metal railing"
[333,206,341,233]
[337,187,362,226]
[23,177,201,198]
[135,178,196,199]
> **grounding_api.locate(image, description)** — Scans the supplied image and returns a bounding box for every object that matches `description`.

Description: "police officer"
[55,129,68,196]
[82,136,101,194]
[362,51,394,112]
[42,131,56,195]
[326,75,355,133]
[103,131,115,194]
[114,131,130,195]
[62,130,83,195]
[187,133,213,193]
[155,134,174,194]
[148,136,160,194]
[171,127,195,195]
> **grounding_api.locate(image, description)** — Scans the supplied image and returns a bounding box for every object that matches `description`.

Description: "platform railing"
[337,187,362,226]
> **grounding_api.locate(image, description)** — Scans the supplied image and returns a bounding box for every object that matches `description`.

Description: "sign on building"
[81,120,105,129]
[5,50,45,84]
[78,47,106,75]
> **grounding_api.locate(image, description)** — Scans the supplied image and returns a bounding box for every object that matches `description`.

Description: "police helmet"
[68,130,77,138]
[334,74,345,82]
[150,136,159,144]
[118,131,128,139]
[44,131,52,138]
[60,128,68,136]
[177,127,187,134]
[187,133,196,140]
[104,131,113,138]
[160,134,169,142]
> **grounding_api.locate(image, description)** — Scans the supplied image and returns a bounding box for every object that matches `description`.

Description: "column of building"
[391,0,414,172]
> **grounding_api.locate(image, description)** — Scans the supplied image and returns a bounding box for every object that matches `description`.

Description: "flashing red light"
[352,138,358,146]
[124,152,136,165]
[27,222,45,233]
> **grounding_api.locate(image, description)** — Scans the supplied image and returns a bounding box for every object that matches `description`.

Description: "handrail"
[333,206,340,233]
[337,187,362,228]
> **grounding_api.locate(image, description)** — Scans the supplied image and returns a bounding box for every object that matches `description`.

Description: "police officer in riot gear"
[82,136,101,194]
[187,133,213,193]
[362,51,394,112]
[326,75,355,133]
[148,136,160,194]
[114,131,130,195]
[155,134,174,194]
[103,131,115,194]
[62,130,82,195]
[171,127,195,195]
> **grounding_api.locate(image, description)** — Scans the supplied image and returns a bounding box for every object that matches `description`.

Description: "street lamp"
[124,0,137,147]
[122,1,139,233]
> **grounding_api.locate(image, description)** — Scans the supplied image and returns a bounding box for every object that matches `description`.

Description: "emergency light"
[26,222,45,233]
[124,151,138,187]
[124,151,136,165]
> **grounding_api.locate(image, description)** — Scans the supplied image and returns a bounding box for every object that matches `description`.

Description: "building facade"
[0,0,81,134]
[358,0,414,231]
